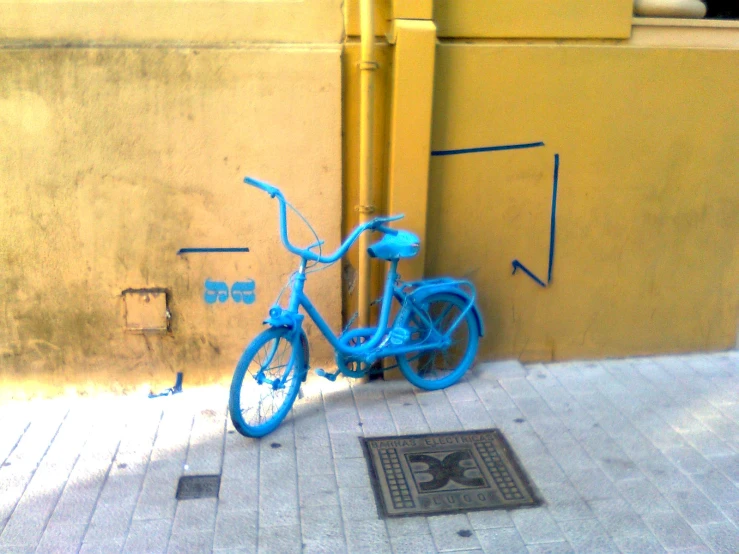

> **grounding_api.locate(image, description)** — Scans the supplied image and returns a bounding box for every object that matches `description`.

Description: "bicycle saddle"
[367,230,420,260]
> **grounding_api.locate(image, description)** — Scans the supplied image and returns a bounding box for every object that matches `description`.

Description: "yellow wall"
[344,0,634,40]
[342,0,738,363]
[2,0,737,399]
[342,41,392,324]
[0,0,343,44]
[434,0,633,39]
[0,3,343,399]
[428,30,739,361]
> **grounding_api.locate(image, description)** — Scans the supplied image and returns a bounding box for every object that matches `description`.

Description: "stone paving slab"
[0,351,736,553]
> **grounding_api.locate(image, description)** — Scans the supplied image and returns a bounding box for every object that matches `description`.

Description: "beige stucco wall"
[0,3,343,399]
[0,0,344,44]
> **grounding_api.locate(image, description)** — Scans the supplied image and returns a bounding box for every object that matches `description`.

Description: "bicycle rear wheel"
[395,292,479,390]
[229,327,303,438]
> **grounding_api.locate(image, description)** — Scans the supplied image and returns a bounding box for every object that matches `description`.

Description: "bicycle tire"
[229,327,304,437]
[395,292,480,390]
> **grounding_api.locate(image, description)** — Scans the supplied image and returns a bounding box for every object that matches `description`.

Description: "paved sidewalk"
[0,352,737,553]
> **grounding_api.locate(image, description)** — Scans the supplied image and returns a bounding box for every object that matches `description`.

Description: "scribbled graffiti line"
[512,153,560,288]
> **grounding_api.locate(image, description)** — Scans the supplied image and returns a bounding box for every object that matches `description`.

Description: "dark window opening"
[705,0,739,19]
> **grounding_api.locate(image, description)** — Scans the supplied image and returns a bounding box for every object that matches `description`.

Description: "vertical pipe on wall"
[357,0,376,327]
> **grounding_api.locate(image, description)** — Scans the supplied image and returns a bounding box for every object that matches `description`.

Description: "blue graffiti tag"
[547,153,560,284]
[512,153,560,288]
[178,247,250,255]
[204,280,229,304]
[231,280,256,304]
[511,260,547,288]
[431,141,545,157]
[204,280,256,304]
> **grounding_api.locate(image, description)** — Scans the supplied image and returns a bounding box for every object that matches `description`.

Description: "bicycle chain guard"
[335,328,375,377]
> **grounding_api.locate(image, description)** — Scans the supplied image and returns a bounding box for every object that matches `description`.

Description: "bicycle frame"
[247,175,482,364]
[230,177,485,438]
[268,257,477,366]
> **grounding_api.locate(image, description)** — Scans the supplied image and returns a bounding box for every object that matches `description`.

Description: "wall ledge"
[0,0,344,45]
[633,16,739,28]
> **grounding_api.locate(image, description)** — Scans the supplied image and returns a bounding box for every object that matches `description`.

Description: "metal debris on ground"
[149,372,184,398]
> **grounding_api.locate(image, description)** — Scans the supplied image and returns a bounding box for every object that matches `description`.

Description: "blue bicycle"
[229,177,484,437]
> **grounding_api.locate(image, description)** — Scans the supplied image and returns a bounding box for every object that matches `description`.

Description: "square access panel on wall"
[123,288,169,333]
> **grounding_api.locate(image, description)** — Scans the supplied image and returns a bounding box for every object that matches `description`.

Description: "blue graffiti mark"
[204,280,229,304]
[148,372,183,398]
[431,141,545,157]
[178,247,250,255]
[204,280,257,304]
[231,280,256,304]
[511,260,547,288]
[547,154,560,284]
[512,153,560,288]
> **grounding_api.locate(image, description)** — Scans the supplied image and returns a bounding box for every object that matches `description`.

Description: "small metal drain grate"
[176,475,221,500]
[361,429,540,517]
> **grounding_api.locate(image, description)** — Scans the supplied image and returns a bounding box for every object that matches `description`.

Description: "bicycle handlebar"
[244,176,280,197]
[372,214,403,225]
[245,176,403,263]
[375,224,399,236]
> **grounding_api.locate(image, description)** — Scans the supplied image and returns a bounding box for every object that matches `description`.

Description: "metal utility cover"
[361,429,540,517]
[123,288,168,333]
[176,475,221,500]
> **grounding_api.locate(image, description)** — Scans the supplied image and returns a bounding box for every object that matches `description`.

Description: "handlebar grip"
[244,176,280,197]
[376,225,399,236]
[375,214,404,223]
[369,214,402,235]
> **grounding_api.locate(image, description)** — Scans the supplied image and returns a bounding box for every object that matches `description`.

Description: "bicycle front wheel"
[396,292,480,391]
[229,327,303,438]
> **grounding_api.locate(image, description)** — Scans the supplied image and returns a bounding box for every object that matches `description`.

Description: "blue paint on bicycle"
[229,176,484,438]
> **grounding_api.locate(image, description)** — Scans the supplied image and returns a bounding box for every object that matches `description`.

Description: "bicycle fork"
[254,334,300,391]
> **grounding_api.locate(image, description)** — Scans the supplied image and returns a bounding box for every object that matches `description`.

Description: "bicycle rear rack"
[396,278,477,342]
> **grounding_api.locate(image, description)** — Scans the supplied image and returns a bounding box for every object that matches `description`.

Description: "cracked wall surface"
[0,2,344,398]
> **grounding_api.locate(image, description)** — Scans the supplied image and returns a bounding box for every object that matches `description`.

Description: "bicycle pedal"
[314,368,338,382]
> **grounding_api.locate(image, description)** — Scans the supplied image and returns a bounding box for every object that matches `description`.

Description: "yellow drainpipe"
[357,0,376,328]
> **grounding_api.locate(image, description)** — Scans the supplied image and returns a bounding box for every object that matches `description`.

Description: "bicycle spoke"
[440,306,457,332]
[432,303,454,328]
[441,346,451,369]
[399,294,476,386]
[236,332,298,429]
